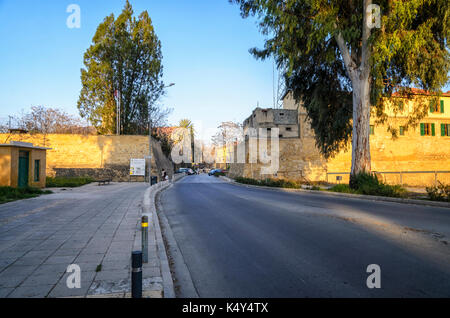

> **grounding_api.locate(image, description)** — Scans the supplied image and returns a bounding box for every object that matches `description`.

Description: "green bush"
[426,182,450,202]
[213,171,226,177]
[46,176,94,188]
[263,178,299,188]
[0,186,52,204]
[341,172,406,197]
[349,172,380,190]
[235,177,301,189]
[329,184,355,194]
[235,177,260,185]
[235,174,407,198]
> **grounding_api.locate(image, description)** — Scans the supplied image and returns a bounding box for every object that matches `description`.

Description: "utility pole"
[273,59,276,108]
[148,116,152,184]
[118,93,121,135]
[115,90,121,135]
[191,128,195,166]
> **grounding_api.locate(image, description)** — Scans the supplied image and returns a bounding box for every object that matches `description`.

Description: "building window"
[34,160,40,182]
[369,125,375,135]
[286,127,292,131]
[420,123,435,136]
[430,100,441,113]
[279,134,283,138]
[441,124,450,136]
[395,100,404,111]
[440,100,445,113]
[399,126,405,136]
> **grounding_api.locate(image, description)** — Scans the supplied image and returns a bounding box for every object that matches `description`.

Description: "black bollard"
[131,251,143,298]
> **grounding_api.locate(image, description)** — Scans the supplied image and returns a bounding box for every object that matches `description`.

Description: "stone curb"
[220,176,450,209]
[66,290,162,299]
[140,174,185,298]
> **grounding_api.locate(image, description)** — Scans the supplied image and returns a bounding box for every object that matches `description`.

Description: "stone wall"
[326,119,450,186]
[228,137,326,183]
[229,107,450,187]
[0,134,174,182]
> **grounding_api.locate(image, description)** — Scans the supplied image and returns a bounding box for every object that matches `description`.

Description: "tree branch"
[360,0,372,77]
[334,27,357,83]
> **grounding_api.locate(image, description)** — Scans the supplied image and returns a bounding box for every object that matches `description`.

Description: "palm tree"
[179,119,194,133]
[178,119,195,163]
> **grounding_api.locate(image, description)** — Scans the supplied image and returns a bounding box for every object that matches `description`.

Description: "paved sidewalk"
[0,182,164,298]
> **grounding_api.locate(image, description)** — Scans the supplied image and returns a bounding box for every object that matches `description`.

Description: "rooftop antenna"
[276,64,287,109]
[273,59,276,108]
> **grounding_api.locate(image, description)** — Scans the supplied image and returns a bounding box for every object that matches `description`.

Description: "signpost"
[130,159,146,181]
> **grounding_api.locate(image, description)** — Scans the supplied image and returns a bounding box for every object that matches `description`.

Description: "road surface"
[159,174,450,298]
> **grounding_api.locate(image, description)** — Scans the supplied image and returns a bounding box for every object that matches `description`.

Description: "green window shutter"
[442,124,446,136]
[430,101,434,113]
[431,123,435,136]
[441,100,444,113]
[420,123,425,136]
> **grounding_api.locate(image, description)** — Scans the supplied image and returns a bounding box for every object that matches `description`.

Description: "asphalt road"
[159,174,450,298]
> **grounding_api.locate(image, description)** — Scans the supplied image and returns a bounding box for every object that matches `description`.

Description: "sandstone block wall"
[0,134,174,182]
[228,115,450,186]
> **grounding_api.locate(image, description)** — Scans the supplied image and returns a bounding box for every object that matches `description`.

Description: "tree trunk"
[335,0,372,188]
[350,74,371,179]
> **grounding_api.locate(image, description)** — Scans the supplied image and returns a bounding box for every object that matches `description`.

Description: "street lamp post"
[115,90,121,135]
[149,83,175,185]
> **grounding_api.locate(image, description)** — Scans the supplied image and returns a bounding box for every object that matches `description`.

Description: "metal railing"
[327,170,450,186]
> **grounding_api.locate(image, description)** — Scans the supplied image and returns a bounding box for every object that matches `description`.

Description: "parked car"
[176,168,190,174]
[209,169,225,176]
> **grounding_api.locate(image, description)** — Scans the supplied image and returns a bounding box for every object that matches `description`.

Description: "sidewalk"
[0,182,168,298]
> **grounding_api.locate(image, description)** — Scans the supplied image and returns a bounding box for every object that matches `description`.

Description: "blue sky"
[1,1,448,141]
[0,0,276,140]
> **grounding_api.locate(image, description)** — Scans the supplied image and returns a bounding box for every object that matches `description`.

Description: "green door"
[18,151,29,188]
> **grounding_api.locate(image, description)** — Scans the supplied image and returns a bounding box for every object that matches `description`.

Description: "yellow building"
[229,89,450,186]
[0,141,50,188]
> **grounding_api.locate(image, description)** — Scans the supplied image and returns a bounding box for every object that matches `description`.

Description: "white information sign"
[130,159,146,176]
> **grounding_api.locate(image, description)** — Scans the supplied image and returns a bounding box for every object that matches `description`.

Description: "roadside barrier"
[142,216,149,263]
[131,251,143,298]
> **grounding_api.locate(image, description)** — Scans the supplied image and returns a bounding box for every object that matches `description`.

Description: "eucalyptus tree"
[232,0,449,186]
